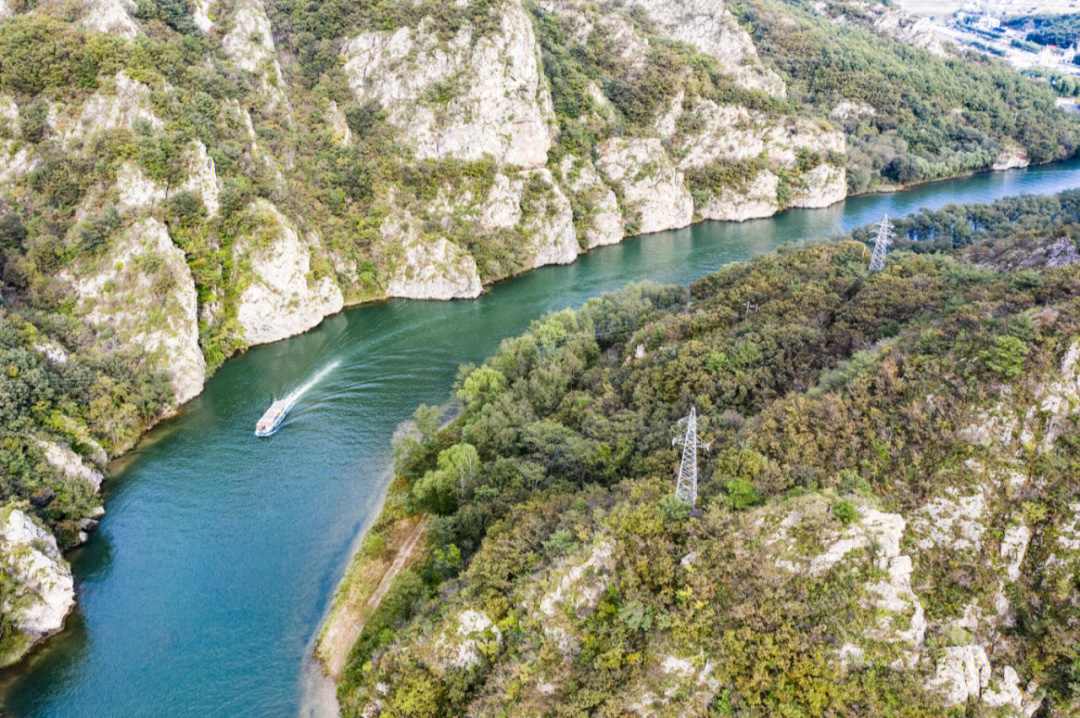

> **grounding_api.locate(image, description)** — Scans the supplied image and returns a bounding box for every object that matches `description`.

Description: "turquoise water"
[4,161,1080,717]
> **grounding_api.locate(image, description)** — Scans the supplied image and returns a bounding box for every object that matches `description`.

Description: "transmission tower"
[672,407,710,506]
[868,215,894,273]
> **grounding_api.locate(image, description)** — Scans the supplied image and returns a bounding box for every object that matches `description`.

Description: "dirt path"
[316,517,428,680]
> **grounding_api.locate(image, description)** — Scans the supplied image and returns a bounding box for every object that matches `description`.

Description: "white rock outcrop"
[191,0,214,33]
[912,488,986,551]
[37,440,103,492]
[520,170,580,268]
[223,0,290,113]
[597,138,693,235]
[816,1,954,57]
[791,163,847,209]
[326,101,351,146]
[560,156,624,248]
[116,162,165,213]
[180,141,221,216]
[930,645,990,706]
[992,147,1029,172]
[699,171,780,222]
[983,666,1041,716]
[65,73,162,145]
[539,538,616,618]
[0,509,75,644]
[342,3,554,168]
[0,143,35,185]
[0,0,11,20]
[622,0,786,96]
[479,170,580,268]
[67,218,206,405]
[381,212,482,300]
[223,0,276,73]
[1000,523,1031,583]
[81,0,140,38]
[234,200,344,345]
[433,609,501,671]
[0,95,17,134]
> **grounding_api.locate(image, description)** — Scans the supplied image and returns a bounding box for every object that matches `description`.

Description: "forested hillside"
[327,192,1080,717]
[1,0,1079,673]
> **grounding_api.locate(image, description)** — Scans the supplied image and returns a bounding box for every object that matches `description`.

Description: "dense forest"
[741,0,1079,191]
[330,190,1080,716]
[1003,13,1080,49]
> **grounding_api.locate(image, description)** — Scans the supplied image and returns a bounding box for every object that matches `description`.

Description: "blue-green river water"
[4,161,1080,717]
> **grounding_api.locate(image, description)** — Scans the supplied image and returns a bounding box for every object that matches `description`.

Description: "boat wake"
[256,360,341,437]
[283,360,341,409]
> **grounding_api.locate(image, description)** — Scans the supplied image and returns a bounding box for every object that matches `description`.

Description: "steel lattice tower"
[869,215,894,273]
[672,407,710,506]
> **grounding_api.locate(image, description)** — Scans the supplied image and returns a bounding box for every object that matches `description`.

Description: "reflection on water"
[4,160,1080,718]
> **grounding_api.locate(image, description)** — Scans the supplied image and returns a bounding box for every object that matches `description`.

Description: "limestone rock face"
[65,73,162,145]
[0,95,17,133]
[816,1,954,57]
[596,138,693,235]
[699,170,779,222]
[180,141,221,216]
[116,162,165,213]
[191,0,213,33]
[666,97,845,170]
[560,156,624,248]
[791,163,847,209]
[0,143,35,185]
[623,0,786,96]
[478,170,580,268]
[234,200,344,345]
[37,440,104,492]
[0,509,75,660]
[67,218,205,405]
[342,3,554,168]
[81,0,140,38]
[519,170,580,268]
[930,645,990,705]
[223,0,276,74]
[326,101,351,147]
[993,147,1030,171]
[381,212,483,300]
[0,0,11,19]
[661,95,846,216]
[223,0,289,113]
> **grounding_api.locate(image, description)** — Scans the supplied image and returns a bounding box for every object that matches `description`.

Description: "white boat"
[255,360,340,437]
[255,400,289,437]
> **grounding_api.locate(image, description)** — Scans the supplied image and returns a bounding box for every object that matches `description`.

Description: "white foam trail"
[282,360,341,411]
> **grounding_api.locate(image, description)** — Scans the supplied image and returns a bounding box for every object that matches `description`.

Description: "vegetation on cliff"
[331,191,1080,716]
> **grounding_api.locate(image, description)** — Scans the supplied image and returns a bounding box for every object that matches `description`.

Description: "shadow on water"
[3,160,1080,718]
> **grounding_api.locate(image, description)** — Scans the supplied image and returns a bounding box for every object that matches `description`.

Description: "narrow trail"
[318,517,428,680]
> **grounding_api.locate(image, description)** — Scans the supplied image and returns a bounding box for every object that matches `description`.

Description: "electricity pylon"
[672,407,710,506]
[869,215,893,273]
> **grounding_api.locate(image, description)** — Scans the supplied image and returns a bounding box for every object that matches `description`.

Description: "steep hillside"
[0,0,1078,667]
[326,195,1080,716]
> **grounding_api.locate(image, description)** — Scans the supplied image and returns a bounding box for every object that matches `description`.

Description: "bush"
[832,500,858,525]
[724,478,763,511]
[981,335,1029,379]
[659,493,692,524]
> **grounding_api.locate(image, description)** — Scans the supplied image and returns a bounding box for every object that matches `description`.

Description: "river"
[3,161,1080,717]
